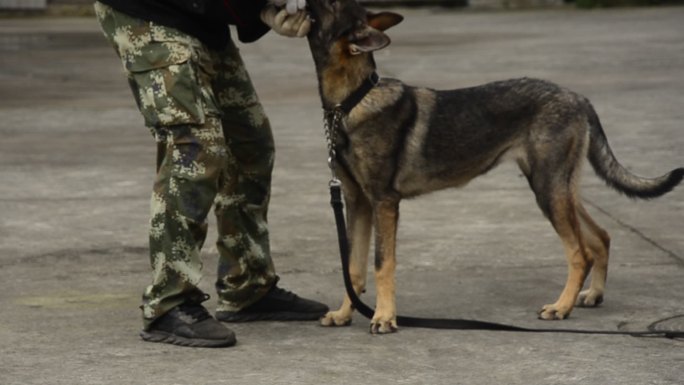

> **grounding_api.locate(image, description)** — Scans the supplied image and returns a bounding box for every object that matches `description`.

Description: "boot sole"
[140,330,236,348]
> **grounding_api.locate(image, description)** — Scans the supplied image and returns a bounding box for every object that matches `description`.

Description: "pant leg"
[142,122,227,324]
[209,40,277,312]
[94,2,226,328]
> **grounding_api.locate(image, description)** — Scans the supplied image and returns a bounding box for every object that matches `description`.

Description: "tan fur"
[371,200,399,333]
[321,40,369,106]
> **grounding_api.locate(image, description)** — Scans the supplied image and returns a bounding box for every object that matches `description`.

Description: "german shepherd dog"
[304,0,683,333]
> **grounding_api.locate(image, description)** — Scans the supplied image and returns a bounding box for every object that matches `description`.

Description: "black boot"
[216,284,329,322]
[140,302,236,348]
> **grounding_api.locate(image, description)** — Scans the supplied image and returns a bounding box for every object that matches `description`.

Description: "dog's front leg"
[370,199,399,334]
[321,187,373,327]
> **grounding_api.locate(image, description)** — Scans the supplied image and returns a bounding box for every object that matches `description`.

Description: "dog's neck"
[314,50,377,111]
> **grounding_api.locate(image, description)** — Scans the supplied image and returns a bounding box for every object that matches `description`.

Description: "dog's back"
[347,77,582,198]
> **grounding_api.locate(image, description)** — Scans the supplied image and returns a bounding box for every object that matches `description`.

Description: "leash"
[322,75,683,338]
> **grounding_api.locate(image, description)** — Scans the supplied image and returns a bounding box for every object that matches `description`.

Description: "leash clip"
[327,151,336,170]
[329,177,342,188]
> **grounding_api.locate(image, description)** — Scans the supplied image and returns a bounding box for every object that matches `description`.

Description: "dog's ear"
[348,27,390,55]
[347,11,403,55]
[367,11,404,31]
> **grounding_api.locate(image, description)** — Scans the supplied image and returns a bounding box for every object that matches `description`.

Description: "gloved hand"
[260,5,311,38]
[269,0,306,15]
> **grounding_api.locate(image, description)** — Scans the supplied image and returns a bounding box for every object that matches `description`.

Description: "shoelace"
[266,276,299,302]
[177,294,212,322]
[177,303,212,322]
[270,286,299,301]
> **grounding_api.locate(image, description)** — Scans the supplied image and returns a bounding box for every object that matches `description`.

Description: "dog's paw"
[369,318,398,334]
[577,289,604,308]
[320,310,352,327]
[537,304,570,320]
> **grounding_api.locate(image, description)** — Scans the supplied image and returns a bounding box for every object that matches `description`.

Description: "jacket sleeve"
[222,0,271,43]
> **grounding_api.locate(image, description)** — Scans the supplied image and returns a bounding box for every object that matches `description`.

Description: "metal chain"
[323,107,344,184]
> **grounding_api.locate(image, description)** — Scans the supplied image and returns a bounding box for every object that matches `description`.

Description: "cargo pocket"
[125,41,206,128]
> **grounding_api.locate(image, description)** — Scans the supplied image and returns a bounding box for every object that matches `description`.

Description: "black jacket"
[98,0,270,49]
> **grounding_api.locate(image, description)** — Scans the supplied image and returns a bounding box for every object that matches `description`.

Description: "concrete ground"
[1,5,683,385]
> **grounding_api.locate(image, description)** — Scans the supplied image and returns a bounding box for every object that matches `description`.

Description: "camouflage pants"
[94,2,277,328]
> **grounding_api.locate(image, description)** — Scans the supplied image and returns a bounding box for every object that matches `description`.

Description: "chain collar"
[323,106,345,183]
[322,72,379,184]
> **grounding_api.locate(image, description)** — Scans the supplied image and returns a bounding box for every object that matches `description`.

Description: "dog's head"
[305,0,403,63]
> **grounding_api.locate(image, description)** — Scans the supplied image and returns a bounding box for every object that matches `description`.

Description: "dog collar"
[335,72,379,115]
[322,72,378,180]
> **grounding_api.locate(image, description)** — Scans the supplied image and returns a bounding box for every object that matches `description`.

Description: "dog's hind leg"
[320,181,373,327]
[536,188,591,320]
[576,202,610,307]
[517,114,596,320]
[521,130,592,320]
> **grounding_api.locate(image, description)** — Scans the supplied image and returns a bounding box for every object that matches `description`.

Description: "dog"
[304,0,684,334]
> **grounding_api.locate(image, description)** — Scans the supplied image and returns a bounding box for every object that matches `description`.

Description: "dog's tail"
[586,105,684,199]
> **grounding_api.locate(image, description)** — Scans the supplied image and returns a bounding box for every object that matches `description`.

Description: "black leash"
[322,81,683,338]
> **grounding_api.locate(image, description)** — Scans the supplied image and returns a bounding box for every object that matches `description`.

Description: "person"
[93,0,327,348]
